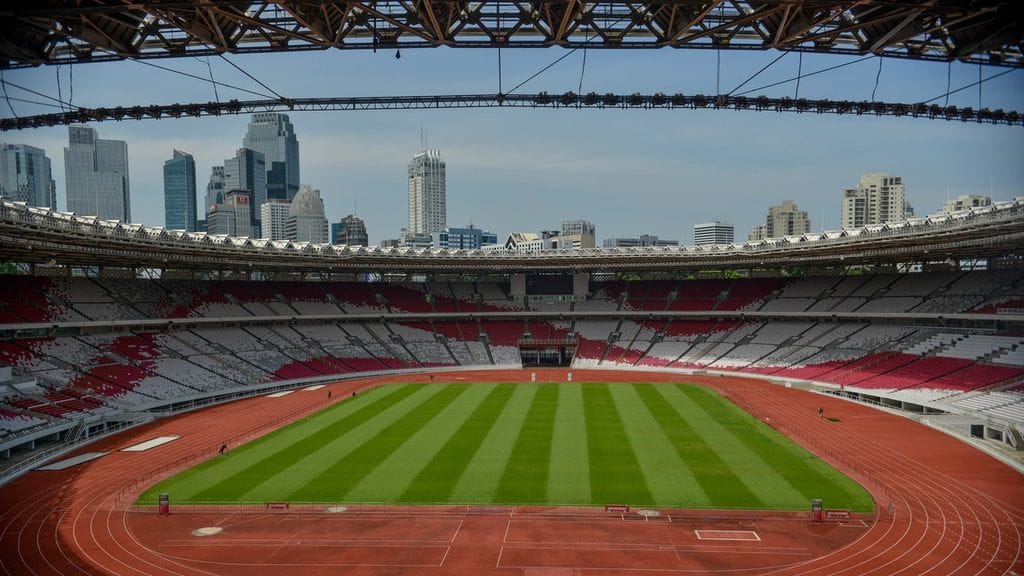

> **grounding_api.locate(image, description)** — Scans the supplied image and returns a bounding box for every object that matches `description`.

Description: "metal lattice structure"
[2,198,1021,274]
[2,92,1022,132]
[2,1,1022,69]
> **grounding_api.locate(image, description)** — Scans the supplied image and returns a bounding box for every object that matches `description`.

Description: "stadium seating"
[3,272,1024,438]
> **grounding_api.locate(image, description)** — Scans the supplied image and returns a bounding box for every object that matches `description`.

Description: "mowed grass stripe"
[582,384,653,505]
[660,384,808,508]
[634,384,757,507]
[237,383,446,502]
[683,385,873,512]
[494,384,559,504]
[139,384,408,503]
[400,384,516,502]
[448,384,536,503]
[181,384,417,502]
[344,383,498,502]
[287,383,471,502]
[608,384,712,507]
[547,383,590,505]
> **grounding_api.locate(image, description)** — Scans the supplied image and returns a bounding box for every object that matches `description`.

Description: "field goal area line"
[694,529,761,541]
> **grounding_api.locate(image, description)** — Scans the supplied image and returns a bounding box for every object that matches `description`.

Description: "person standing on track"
[219,443,228,455]
[818,406,824,418]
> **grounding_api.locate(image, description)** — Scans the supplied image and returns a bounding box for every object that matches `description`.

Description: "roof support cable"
[733,55,874,97]
[203,57,220,102]
[945,61,952,107]
[921,68,1016,104]
[131,58,275,99]
[218,54,286,102]
[0,77,78,110]
[0,70,17,117]
[871,56,882,102]
[795,52,803,99]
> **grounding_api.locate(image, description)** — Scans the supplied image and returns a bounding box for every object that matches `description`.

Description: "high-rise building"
[841,173,913,229]
[332,214,369,246]
[432,225,497,250]
[694,221,734,245]
[204,165,224,217]
[560,219,597,249]
[603,234,679,248]
[286,184,328,243]
[64,126,130,221]
[940,194,991,214]
[0,144,56,209]
[207,190,251,237]
[223,148,266,235]
[407,149,446,237]
[242,113,300,201]
[754,200,810,239]
[260,198,291,240]
[163,149,197,231]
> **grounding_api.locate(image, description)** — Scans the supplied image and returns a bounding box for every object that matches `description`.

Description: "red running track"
[0,369,1021,575]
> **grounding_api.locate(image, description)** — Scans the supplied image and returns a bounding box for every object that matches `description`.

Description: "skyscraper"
[64,126,130,221]
[694,221,734,245]
[763,200,810,239]
[841,173,913,229]
[0,144,56,209]
[207,190,251,237]
[204,166,224,217]
[260,198,291,240]
[163,149,197,231]
[940,194,991,214]
[407,149,446,237]
[242,113,300,201]
[223,148,266,235]
[286,185,328,243]
[332,214,369,246]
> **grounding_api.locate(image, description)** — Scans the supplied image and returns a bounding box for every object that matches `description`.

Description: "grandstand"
[1,198,1023,479]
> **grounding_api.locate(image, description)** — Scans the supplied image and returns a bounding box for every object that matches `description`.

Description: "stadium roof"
[2,1,1021,69]
[1,198,1022,274]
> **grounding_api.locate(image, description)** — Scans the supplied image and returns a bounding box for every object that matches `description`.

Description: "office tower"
[332,214,369,246]
[559,219,596,249]
[603,234,679,247]
[223,148,266,235]
[431,225,498,250]
[207,190,251,237]
[759,200,810,239]
[286,184,328,243]
[163,149,197,231]
[0,143,56,208]
[941,194,991,214]
[260,198,291,240]
[242,113,300,201]
[841,173,913,229]
[204,165,224,217]
[694,221,734,245]
[64,126,130,221]
[407,149,446,237]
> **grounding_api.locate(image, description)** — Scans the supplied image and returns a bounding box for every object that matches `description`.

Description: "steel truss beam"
[1,1,1021,69]
[1,92,1020,132]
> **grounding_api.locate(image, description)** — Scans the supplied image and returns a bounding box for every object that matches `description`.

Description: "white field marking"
[265,390,294,398]
[120,436,180,452]
[839,520,870,528]
[36,452,107,470]
[694,529,761,541]
[191,527,223,537]
[302,385,326,391]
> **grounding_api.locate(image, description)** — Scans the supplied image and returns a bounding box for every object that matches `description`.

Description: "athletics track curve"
[0,369,1021,575]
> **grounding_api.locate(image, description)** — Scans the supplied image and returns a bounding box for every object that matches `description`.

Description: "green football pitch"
[139,382,873,511]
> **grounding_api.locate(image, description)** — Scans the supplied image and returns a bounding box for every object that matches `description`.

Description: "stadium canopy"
[1,198,1022,274]
[1,1,1021,69]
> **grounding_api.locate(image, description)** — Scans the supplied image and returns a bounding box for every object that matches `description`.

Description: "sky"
[1,44,1022,245]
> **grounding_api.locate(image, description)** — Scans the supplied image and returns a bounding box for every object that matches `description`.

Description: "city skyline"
[1,48,1021,244]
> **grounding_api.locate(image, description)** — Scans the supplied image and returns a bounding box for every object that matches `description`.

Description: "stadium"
[1,196,1023,575]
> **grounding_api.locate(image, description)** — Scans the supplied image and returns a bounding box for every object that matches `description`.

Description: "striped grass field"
[139,383,873,511]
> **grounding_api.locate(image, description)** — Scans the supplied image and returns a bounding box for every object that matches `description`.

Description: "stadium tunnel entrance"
[519,339,577,367]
